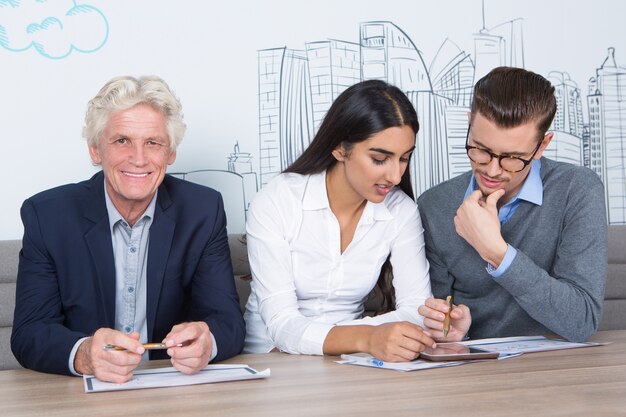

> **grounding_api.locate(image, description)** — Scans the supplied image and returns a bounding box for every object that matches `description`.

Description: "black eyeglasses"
[464,124,543,173]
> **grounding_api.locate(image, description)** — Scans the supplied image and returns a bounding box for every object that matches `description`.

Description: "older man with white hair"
[11,75,245,382]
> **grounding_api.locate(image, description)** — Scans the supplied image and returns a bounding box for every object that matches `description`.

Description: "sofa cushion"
[0,239,20,284]
[605,225,626,300]
[0,240,19,369]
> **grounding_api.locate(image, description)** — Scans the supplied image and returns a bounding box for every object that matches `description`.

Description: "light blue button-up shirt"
[463,159,543,277]
[106,187,156,354]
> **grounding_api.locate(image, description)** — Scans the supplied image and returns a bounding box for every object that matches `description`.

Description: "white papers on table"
[461,335,605,354]
[337,335,605,372]
[338,352,470,372]
[84,364,270,393]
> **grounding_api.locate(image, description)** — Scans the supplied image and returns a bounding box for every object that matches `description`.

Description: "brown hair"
[470,67,556,141]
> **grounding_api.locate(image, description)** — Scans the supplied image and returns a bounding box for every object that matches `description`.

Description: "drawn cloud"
[0,0,108,59]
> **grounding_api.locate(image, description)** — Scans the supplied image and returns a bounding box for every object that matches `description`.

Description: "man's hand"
[418,298,471,341]
[454,189,508,267]
[74,328,144,383]
[163,321,213,374]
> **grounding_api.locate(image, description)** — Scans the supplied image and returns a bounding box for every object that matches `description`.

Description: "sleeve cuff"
[486,245,517,278]
[68,336,90,376]
[209,332,218,361]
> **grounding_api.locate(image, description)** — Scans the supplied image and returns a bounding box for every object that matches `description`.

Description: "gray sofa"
[2,226,625,370]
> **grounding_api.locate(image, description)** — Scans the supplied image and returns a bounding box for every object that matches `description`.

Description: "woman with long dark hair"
[243,80,470,361]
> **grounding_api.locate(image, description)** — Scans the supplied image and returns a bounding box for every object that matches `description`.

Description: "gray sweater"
[417,158,608,342]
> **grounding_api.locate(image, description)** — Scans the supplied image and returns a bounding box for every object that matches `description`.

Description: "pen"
[443,295,453,338]
[103,342,183,351]
[340,354,385,367]
[368,358,385,367]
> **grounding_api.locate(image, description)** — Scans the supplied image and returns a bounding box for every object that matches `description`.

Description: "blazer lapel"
[83,172,116,328]
[146,182,175,340]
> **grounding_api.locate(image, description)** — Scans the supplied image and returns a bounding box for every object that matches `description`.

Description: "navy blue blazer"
[11,172,245,375]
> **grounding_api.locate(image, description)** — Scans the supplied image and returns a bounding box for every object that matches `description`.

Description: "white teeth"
[123,172,149,178]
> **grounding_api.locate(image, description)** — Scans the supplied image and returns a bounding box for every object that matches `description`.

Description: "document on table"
[84,364,270,393]
[462,335,606,354]
[338,353,479,372]
[338,350,520,371]
[337,335,605,372]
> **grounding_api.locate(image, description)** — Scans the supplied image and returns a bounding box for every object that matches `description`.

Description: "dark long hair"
[284,79,420,312]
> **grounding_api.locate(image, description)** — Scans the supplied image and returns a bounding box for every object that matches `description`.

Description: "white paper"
[84,364,270,393]
[338,353,468,372]
[461,336,605,354]
[337,336,604,372]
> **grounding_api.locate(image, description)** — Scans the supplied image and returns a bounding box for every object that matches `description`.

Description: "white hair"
[82,75,186,151]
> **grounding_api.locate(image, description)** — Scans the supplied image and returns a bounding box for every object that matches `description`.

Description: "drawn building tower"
[258,48,284,187]
[545,71,584,166]
[306,40,361,133]
[360,21,449,196]
[279,49,315,171]
[473,18,524,82]
[587,78,604,177]
[258,47,315,186]
[549,71,585,136]
[588,48,626,224]
[430,38,475,107]
[430,39,476,179]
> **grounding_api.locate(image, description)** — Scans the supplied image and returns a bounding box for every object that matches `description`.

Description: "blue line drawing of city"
[170,143,259,234]
[0,0,109,59]
[253,16,626,225]
[4,2,622,230]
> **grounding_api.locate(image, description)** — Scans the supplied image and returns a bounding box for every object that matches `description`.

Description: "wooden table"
[2,330,625,417]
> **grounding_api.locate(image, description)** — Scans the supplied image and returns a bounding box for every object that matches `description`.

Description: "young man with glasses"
[416,67,607,342]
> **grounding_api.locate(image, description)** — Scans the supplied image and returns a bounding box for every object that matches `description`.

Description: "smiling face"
[330,125,416,204]
[468,112,552,206]
[89,103,176,221]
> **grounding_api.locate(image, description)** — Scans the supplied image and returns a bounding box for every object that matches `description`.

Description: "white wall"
[1,0,625,239]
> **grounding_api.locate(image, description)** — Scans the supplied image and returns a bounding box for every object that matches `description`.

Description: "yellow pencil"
[443,295,453,337]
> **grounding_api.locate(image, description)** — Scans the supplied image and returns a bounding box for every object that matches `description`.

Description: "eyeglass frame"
[464,123,544,173]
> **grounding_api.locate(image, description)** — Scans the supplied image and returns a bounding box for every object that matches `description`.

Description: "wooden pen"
[103,342,183,351]
[443,295,453,337]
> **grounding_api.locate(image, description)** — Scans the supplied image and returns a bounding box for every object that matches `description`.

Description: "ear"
[467,111,471,123]
[88,144,102,165]
[332,145,347,162]
[167,149,177,165]
[534,132,554,160]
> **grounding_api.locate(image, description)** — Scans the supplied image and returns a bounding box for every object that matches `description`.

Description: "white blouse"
[243,171,432,355]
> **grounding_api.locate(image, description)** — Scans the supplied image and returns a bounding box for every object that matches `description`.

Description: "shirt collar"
[104,180,158,231]
[464,159,543,206]
[302,171,329,210]
[302,170,393,222]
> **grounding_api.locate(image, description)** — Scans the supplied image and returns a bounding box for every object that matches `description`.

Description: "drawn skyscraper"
[279,49,315,171]
[227,142,258,222]
[258,47,315,186]
[360,21,432,91]
[430,38,476,179]
[549,71,585,136]
[587,79,604,178]
[545,71,584,166]
[258,48,284,187]
[473,18,524,82]
[306,40,361,132]
[360,21,450,196]
[430,38,475,107]
[588,48,626,224]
